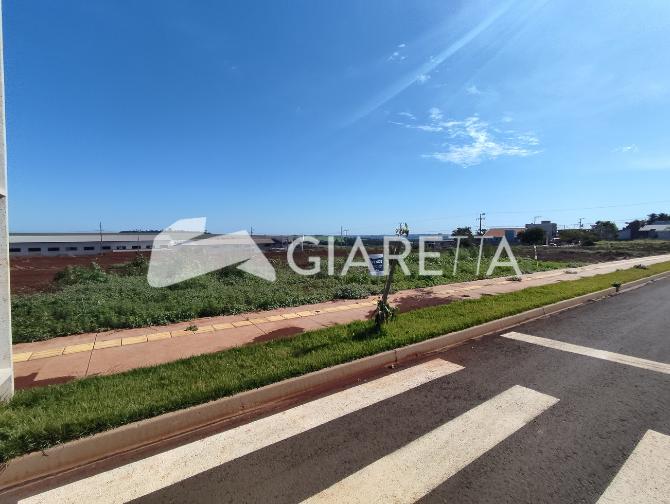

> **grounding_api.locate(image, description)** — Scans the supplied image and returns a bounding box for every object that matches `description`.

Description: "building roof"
[184,235,275,246]
[640,224,670,232]
[9,233,159,244]
[9,232,276,245]
[483,228,524,238]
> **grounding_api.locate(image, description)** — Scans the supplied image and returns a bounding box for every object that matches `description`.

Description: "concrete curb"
[1,269,669,491]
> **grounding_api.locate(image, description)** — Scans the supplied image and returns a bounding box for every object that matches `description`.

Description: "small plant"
[612,282,622,292]
[634,264,649,270]
[506,276,522,282]
[375,222,409,330]
[374,299,396,326]
[333,284,370,300]
[185,324,198,331]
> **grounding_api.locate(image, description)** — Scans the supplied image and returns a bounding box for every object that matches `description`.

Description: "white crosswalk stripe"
[502,331,670,375]
[21,359,463,504]
[301,385,558,504]
[597,430,670,503]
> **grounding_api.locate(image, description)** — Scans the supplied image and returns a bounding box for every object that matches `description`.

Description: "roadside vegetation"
[1,261,668,462]
[11,250,568,342]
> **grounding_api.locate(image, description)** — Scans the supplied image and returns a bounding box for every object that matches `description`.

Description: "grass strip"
[1,262,669,462]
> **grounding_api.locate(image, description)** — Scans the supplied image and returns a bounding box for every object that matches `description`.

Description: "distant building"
[617,228,632,241]
[9,232,277,257]
[639,222,670,240]
[525,221,557,244]
[482,228,525,245]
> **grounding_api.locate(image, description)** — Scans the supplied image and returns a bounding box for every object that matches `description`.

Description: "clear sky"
[4,0,670,234]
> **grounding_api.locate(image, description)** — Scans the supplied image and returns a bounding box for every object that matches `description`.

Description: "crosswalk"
[21,359,463,504]
[597,430,670,503]
[302,385,558,503]
[19,349,669,504]
[502,332,670,375]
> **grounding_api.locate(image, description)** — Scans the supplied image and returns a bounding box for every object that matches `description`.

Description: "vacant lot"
[12,247,565,342]
[513,239,670,263]
[12,240,668,343]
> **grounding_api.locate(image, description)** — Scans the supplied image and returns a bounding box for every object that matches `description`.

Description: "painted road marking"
[597,430,670,503]
[302,385,558,504]
[502,332,670,375]
[21,359,463,504]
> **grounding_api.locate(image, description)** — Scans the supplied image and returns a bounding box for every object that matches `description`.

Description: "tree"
[591,221,618,241]
[559,229,598,244]
[647,212,669,223]
[452,227,473,237]
[375,222,409,329]
[623,219,646,240]
[518,227,545,245]
[452,226,473,246]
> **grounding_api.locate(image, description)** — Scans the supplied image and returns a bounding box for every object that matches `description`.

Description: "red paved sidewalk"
[11,254,670,389]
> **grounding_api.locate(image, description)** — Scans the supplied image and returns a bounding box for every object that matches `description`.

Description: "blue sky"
[4,0,670,234]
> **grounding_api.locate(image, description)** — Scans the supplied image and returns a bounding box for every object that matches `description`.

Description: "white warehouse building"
[8,232,279,257]
[9,232,165,256]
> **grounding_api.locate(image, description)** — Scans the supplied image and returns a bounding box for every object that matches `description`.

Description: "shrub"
[110,254,149,276]
[54,263,108,286]
[333,283,371,299]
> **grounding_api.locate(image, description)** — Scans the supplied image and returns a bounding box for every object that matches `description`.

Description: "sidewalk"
[12,254,670,389]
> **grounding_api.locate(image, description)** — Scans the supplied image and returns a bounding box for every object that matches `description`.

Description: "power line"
[410,199,670,224]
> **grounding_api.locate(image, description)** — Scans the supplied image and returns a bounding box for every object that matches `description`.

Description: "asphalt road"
[13,277,670,503]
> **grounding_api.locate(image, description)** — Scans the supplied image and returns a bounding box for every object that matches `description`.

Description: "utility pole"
[250,225,253,236]
[0,0,13,400]
[99,222,103,253]
[579,217,584,229]
[533,215,541,224]
[477,212,486,235]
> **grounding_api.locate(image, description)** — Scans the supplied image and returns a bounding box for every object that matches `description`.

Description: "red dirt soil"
[9,248,375,294]
[10,252,152,294]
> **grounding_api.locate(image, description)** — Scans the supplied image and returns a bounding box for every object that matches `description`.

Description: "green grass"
[593,239,670,252]
[12,251,570,343]
[1,261,668,462]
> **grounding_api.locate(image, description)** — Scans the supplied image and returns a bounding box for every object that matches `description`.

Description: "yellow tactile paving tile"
[281,313,300,320]
[249,317,271,324]
[296,311,317,317]
[12,352,32,362]
[147,331,172,342]
[29,347,64,360]
[194,325,215,334]
[212,322,234,330]
[94,338,122,350]
[266,315,285,322]
[232,320,253,327]
[122,335,148,346]
[63,342,95,355]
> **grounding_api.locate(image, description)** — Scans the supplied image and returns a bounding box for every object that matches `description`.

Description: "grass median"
[1,262,669,463]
